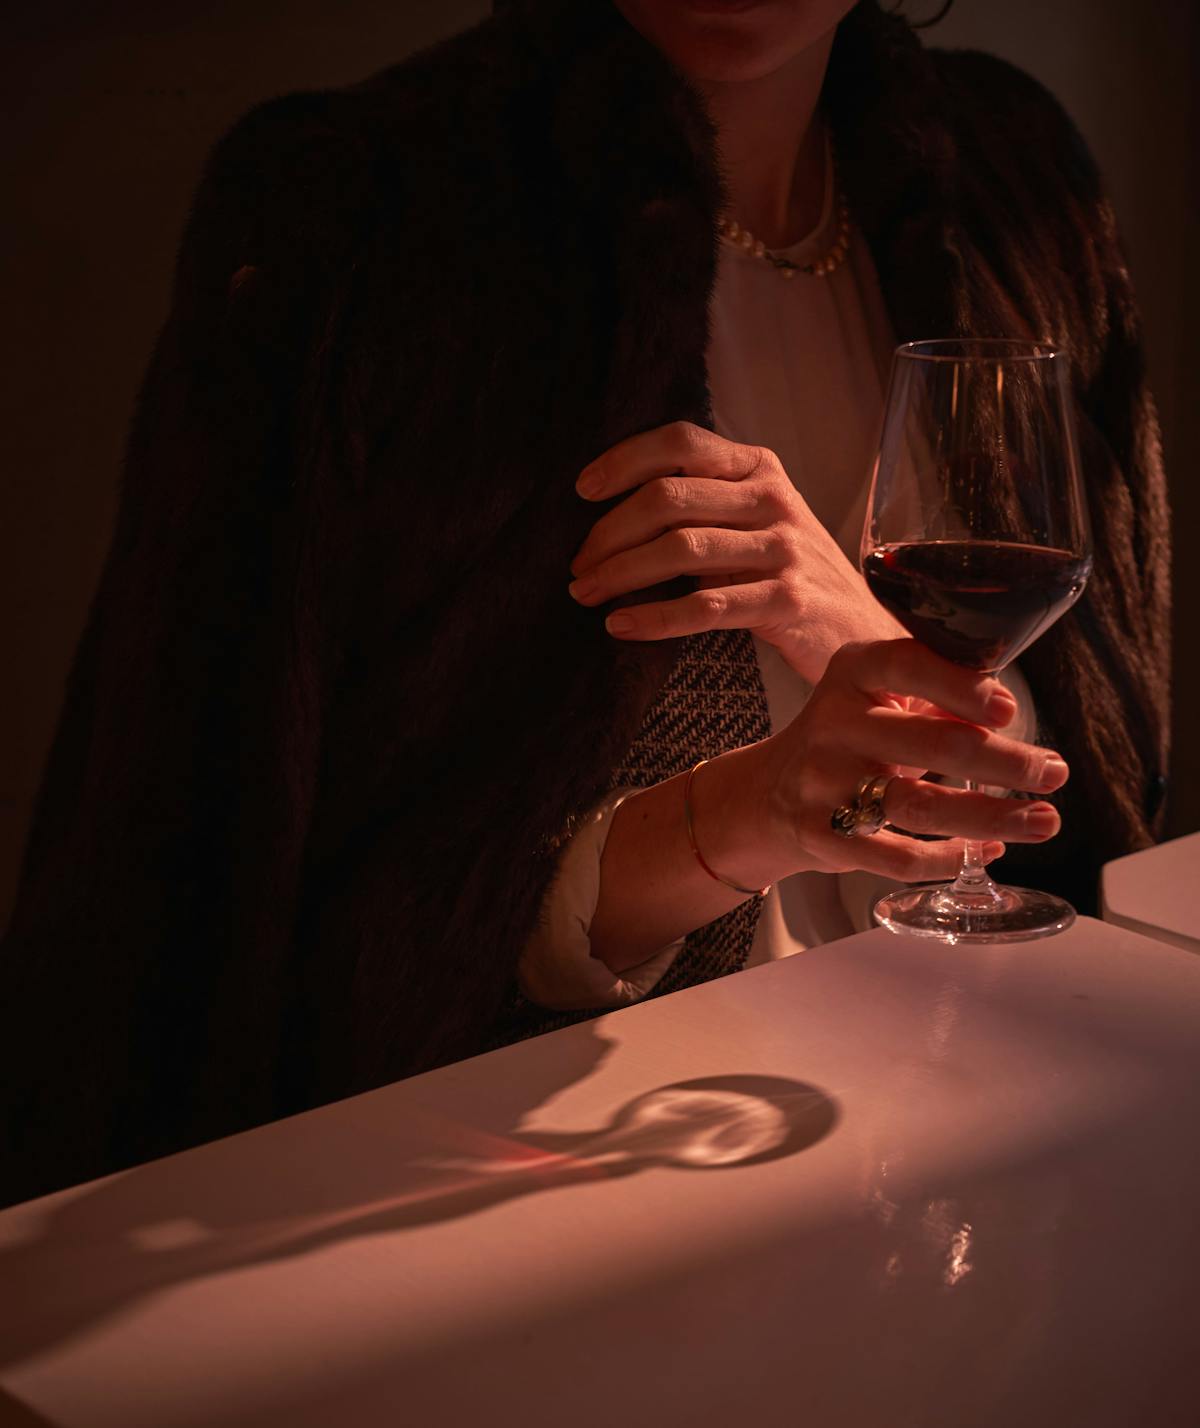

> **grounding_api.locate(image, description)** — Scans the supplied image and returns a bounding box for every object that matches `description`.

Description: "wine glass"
[860,338,1093,943]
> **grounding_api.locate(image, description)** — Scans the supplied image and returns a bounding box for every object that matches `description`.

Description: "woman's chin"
[613,0,854,85]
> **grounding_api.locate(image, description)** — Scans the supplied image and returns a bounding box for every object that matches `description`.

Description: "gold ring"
[830,773,894,838]
[853,773,894,835]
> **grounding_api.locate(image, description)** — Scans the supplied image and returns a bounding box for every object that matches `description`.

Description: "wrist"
[688,742,800,893]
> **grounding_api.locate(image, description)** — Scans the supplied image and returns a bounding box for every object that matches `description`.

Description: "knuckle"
[759,484,789,527]
[671,526,705,561]
[747,444,780,477]
[581,566,611,601]
[900,781,940,834]
[655,475,688,513]
[670,420,705,456]
[1017,745,1044,787]
[696,588,727,620]
[762,480,794,520]
[756,528,786,569]
[772,573,801,615]
[774,524,804,565]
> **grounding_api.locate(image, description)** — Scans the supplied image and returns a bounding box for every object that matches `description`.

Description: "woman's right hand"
[735,638,1069,885]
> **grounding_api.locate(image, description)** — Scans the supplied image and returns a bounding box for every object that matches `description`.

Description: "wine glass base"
[873,882,1076,944]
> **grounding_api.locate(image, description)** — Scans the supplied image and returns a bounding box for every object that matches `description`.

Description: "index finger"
[577,421,758,501]
[826,638,1019,729]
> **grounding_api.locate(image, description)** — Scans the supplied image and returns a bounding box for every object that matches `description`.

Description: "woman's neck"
[695,28,836,250]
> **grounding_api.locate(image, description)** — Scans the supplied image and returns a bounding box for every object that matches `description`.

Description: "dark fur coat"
[0,0,1170,1206]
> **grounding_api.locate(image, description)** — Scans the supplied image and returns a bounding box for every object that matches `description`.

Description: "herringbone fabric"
[606,626,772,995]
[495,625,772,1043]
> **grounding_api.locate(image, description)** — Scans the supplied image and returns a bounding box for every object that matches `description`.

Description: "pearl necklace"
[716,135,852,279]
[717,196,852,279]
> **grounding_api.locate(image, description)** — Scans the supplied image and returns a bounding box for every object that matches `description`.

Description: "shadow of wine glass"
[476,1074,838,1173]
[0,1070,836,1372]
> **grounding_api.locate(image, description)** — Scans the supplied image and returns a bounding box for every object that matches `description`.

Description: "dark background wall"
[3,0,1197,928]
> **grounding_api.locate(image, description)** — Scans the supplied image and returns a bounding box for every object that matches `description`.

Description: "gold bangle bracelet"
[683,759,770,898]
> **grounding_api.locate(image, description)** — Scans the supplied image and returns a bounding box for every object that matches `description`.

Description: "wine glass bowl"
[861,339,1092,943]
[861,540,1091,675]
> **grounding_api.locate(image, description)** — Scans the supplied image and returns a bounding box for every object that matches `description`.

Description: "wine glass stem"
[954,779,992,893]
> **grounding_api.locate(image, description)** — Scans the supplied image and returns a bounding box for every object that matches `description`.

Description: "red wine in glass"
[863,539,1092,674]
[860,339,1092,943]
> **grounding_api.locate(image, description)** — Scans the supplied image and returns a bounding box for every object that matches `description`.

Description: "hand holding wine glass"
[858,338,1092,942]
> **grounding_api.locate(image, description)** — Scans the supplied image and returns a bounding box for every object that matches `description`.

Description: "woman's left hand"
[568,421,904,685]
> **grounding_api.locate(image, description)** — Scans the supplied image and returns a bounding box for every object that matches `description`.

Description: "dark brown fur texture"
[0,0,1169,1206]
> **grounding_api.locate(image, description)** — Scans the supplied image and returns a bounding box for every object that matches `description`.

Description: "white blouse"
[518,174,1034,1010]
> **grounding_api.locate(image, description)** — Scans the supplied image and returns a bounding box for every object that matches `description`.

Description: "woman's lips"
[678,0,771,14]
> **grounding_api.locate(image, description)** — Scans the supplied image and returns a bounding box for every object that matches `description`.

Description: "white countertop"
[1101,829,1200,952]
[2,916,1198,1428]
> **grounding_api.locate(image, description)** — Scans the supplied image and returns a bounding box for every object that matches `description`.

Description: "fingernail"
[1038,755,1069,791]
[568,576,598,603]
[985,689,1017,725]
[606,612,634,636]
[983,841,1006,862]
[576,466,605,499]
[1021,804,1061,838]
